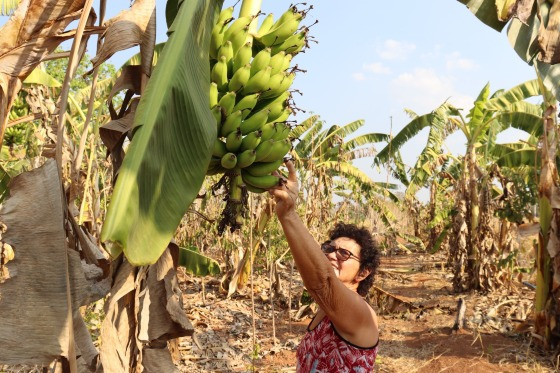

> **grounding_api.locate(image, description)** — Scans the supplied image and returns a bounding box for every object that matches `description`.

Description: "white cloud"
[352,72,366,81]
[363,62,391,74]
[389,68,473,113]
[445,52,477,70]
[378,39,416,60]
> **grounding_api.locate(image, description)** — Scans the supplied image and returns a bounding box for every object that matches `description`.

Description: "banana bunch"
[207,5,311,233]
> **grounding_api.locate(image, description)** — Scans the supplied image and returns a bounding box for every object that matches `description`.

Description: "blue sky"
[2,1,538,194]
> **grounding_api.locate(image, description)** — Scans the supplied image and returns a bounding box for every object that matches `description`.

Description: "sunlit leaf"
[101,0,223,265]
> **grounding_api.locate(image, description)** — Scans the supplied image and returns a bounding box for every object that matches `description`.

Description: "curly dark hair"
[329,222,380,297]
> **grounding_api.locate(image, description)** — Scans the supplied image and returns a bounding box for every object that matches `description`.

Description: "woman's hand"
[268,160,299,219]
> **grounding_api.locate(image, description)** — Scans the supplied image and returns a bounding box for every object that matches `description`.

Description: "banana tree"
[291,115,394,228]
[457,0,560,347]
[376,80,541,291]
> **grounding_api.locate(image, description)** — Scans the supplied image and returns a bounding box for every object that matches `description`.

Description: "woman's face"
[324,237,363,286]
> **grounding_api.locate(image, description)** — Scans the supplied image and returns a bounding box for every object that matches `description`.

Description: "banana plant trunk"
[428,181,438,249]
[466,144,479,287]
[534,104,560,348]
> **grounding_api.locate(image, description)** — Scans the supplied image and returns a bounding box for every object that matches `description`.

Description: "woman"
[269,161,380,372]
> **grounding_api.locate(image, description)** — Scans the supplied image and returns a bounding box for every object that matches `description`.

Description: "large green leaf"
[497,149,538,168]
[289,115,319,140]
[376,103,453,164]
[343,133,389,151]
[101,0,223,265]
[178,246,221,276]
[485,80,540,111]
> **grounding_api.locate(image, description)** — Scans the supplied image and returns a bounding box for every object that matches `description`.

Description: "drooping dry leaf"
[99,260,137,373]
[0,0,98,130]
[537,0,560,64]
[0,160,101,366]
[510,0,535,24]
[90,0,156,77]
[100,248,193,373]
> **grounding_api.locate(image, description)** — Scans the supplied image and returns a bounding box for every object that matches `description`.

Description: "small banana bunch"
[207,5,311,233]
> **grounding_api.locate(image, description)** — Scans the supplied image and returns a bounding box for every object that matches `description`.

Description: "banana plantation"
[1,0,560,372]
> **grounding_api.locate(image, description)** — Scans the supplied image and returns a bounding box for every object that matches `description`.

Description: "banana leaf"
[178,246,221,276]
[289,115,319,140]
[0,0,18,15]
[457,0,507,32]
[497,149,539,168]
[101,0,223,265]
[485,80,539,111]
[23,68,61,87]
[375,103,454,164]
[0,164,10,203]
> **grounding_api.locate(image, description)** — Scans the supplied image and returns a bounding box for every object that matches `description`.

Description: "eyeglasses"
[321,241,360,262]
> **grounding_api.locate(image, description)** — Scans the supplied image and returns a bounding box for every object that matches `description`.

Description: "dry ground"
[174,252,559,372]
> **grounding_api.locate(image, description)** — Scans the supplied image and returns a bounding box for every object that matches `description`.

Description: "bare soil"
[175,252,558,373]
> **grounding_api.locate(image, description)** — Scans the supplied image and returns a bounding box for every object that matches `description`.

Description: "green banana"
[274,107,292,123]
[236,149,257,168]
[272,123,291,141]
[245,159,283,177]
[269,51,286,75]
[226,128,243,152]
[221,153,238,169]
[218,91,236,116]
[243,66,272,94]
[233,93,260,119]
[264,73,284,94]
[228,25,249,54]
[209,82,219,108]
[272,6,299,30]
[260,121,277,142]
[240,108,270,135]
[250,48,272,76]
[216,6,234,25]
[254,139,275,161]
[220,110,242,137]
[211,105,222,130]
[240,130,262,151]
[218,40,234,63]
[233,42,252,72]
[259,12,303,47]
[228,64,251,92]
[210,24,226,60]
[260,72,295,99]
[271,28,307,55]
[241,171,281,189]
[266,91,291,121]
[257,13,275,37]
[259,139,291,162]
[211,56,228,91]
[243,183,267,193]
[213,138,227,157]
[223,17,251,44]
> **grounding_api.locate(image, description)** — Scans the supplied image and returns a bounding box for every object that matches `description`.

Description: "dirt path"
[176,253,557,372]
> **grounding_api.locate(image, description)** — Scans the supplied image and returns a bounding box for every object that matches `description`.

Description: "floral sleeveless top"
[296,314,378,372]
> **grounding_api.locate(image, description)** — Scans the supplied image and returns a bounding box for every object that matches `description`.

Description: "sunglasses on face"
[321,241,360,262]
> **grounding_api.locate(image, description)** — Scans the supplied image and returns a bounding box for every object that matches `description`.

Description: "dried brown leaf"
[90,0,156,77]
[537,1,560,63]
[0,160,98,365]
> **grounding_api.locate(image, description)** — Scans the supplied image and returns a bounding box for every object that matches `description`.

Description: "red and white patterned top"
[296,314,378,373]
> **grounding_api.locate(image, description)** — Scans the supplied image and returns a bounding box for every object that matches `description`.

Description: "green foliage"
[101,0,223,265]
[495,169,538,224]
[178,246,221,276]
